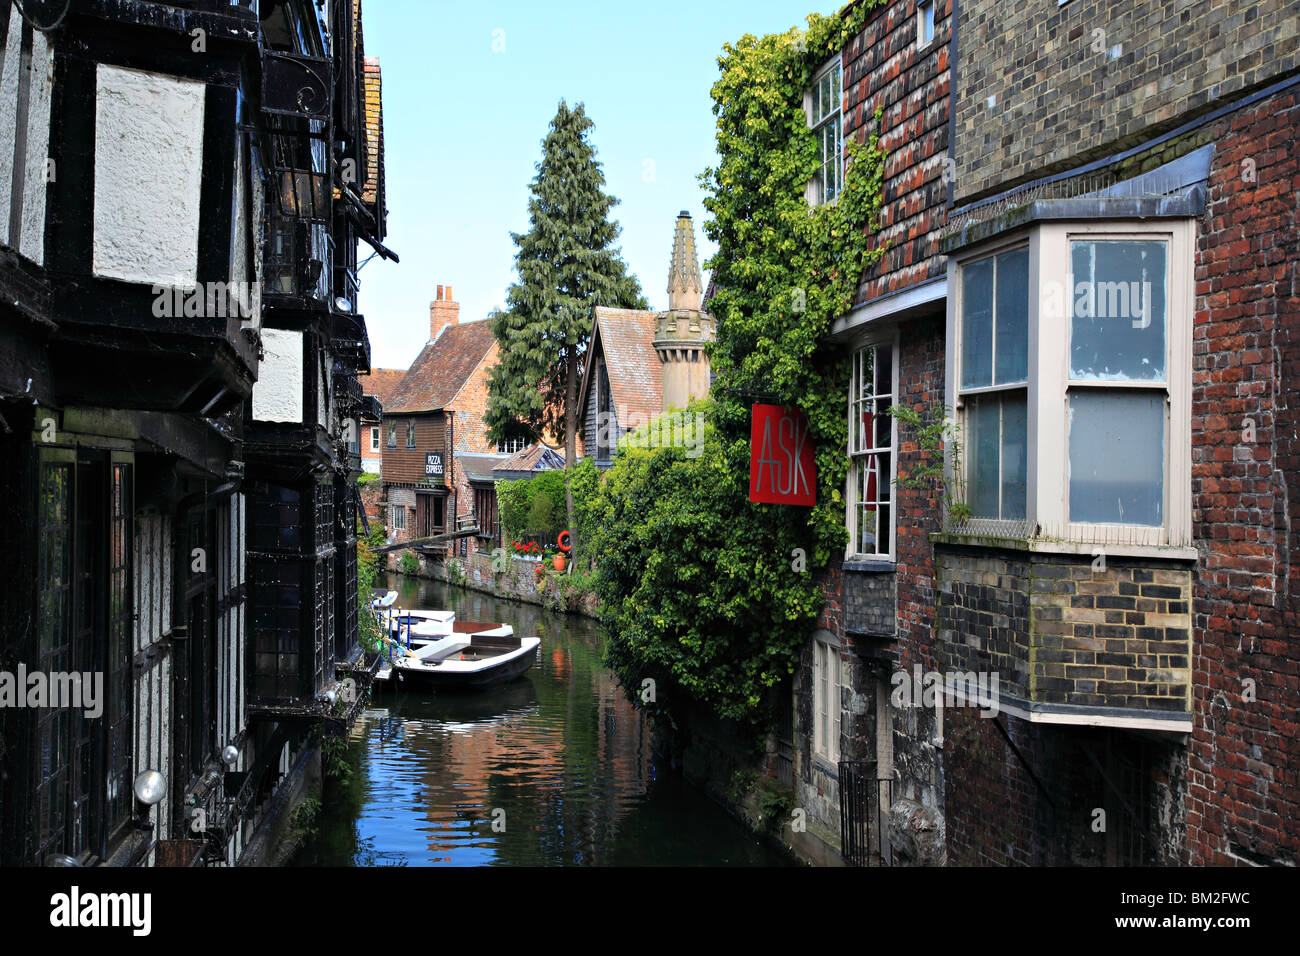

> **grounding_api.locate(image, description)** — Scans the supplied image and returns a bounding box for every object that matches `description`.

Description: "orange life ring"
[557,530,572,553]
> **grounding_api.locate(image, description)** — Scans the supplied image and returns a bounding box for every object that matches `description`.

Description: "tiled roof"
[581,307,663,425]
[362,367,405,411]
[492,443,565,475]
[385,320,496,414]
[458,453,504,484]
[362,55,384,207]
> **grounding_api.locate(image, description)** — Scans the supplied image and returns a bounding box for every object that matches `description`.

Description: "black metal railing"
[839,760,893,866]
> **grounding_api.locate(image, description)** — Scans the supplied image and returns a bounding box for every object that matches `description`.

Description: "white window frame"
[392,503,406,531]
[370,426,380,452]
[946,219,1195,548]
[805,55,844,207]
[496,436,527,455]
[846,333,899,561]
[953,239,1031,526]
[813,636,842,765]
[917,0,936,50]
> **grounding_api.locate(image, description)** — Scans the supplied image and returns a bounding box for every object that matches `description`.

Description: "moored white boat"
[370,592,533,689]
[382,634,541,690]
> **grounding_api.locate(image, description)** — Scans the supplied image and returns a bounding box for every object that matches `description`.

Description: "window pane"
[1000,395,1027,520]
[961,258,994,388]
[1068,391,1164,525]
[967,396,1000,517]
[995,248,1029,384]
[1070,240,1167,381]
[967,392,1027,520]
[858,502,877,554]
[875,341,892,396]
[874,406,891,449]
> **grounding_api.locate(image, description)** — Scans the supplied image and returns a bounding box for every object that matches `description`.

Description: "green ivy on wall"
[585,5,889,729]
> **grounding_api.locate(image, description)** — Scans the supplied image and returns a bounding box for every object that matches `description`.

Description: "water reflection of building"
[381,659,651,865]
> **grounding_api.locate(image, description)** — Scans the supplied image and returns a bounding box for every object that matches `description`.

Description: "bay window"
[947,220,1193,547]
[1065,238,1168,526]
[847,337,898,559]
[959,247,1029,522]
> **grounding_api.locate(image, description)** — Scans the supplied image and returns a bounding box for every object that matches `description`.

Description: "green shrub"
[445,557,467,585]
[398,551,419,575]
[586,401,838,725]
[584,4,888,731]
[497,469,569,542]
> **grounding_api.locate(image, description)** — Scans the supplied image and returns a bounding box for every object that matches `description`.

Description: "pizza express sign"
[748,404,816,507]
[424,453,444,479]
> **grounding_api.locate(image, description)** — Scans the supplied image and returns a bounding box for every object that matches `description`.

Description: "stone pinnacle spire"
[666,210,703,312]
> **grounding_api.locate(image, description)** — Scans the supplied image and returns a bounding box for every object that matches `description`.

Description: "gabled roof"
[362,367,406,412]
[578,307,663,426]
[492,443,565,478]
[385,321,497,414]
[458,453,504,485]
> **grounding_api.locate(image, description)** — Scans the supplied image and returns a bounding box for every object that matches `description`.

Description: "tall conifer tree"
[486,100,646,547]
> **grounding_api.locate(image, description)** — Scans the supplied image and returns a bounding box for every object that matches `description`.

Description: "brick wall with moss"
[951,0,1300,204]
[936,546,1193,713]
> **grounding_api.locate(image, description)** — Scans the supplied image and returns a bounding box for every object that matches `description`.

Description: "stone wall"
[950,0,1300,203]
[935,547,1193,713]
[414,550,600,618]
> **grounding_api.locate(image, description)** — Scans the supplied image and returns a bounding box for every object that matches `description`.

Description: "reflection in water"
[295,575,788,866]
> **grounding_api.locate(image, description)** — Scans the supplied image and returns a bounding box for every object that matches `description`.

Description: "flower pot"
[552,554,567,572]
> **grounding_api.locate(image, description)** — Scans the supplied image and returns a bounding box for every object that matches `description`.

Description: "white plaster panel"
[0,9,23,243]
[252,327,304,422]
[20,29,53,262]
[92,65,205,286]
[317,351,329,428]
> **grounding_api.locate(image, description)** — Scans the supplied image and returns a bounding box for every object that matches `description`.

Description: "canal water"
[294,573,789,866]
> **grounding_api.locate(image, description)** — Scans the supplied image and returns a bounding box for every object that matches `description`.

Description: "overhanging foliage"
[586,4,888,727]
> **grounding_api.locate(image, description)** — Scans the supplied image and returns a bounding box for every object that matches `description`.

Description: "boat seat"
[410,637,473,662]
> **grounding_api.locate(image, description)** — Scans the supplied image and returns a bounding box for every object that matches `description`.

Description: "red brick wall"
[1188,84,1300,867]
[448,346,498,556]
[893,313,946,674]
[843,0,950,305]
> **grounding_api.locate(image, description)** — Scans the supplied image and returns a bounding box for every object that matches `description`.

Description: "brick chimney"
[430,284,460,342]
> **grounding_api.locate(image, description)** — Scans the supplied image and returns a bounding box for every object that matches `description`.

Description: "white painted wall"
[0,10,54,263]
[134,514,174,849]
[318,350,332,430]
[252,327,304,422]
[92,65,205,287]
[0,10,24,246]
[19,30,53,261]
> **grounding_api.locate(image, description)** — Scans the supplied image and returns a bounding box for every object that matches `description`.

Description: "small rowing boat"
[370,592,536,690]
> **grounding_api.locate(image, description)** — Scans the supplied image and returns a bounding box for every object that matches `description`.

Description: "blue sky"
[357,0,839,370]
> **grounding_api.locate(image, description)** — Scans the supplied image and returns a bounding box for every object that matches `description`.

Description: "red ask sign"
[749,404,816,506]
